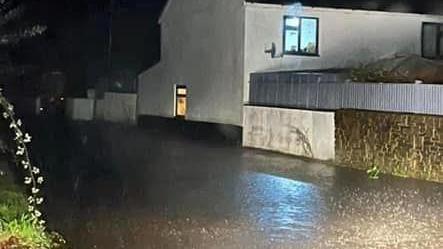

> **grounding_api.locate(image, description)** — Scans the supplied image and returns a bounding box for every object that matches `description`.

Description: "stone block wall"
[336,110,443,182]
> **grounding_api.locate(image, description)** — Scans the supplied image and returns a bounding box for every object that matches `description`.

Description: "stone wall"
[336,110,443,182]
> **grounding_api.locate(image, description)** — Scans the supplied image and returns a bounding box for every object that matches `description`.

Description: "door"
[175,85,187,118]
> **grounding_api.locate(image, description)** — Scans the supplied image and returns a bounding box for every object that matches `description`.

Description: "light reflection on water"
[239,172,325,242]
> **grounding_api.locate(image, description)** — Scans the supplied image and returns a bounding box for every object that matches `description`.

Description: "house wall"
[138,0,245,126]
[244,4,443,102]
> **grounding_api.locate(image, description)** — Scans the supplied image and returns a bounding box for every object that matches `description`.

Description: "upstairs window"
[283,16,319,56]
[422,22,443,59]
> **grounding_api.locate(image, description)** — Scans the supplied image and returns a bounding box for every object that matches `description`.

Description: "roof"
[247,0,443,15]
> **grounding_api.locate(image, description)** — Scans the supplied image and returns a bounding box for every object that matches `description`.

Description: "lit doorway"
[175,85,187,118]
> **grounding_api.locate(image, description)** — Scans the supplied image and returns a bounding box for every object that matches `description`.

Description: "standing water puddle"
[30,122,442,249]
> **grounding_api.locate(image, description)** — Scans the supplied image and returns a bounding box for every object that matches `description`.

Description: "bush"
[0,190,27,222]
[0,215,64,249]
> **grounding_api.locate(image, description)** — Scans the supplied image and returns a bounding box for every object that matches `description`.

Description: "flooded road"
[30,120,442,249]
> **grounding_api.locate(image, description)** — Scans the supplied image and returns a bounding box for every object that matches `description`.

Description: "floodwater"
[29,119,442,249]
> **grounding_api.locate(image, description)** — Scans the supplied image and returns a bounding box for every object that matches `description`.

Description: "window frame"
[283,16,320,57]
[422,22,443,59]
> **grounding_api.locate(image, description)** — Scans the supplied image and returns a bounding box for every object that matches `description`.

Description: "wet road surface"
[30,121,442,249]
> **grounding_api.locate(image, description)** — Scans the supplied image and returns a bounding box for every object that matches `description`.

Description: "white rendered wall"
[244,4,443,102]
[138,0,245,126]
[102,92,137,124]
[243,106,335,160]
[66,98,95,121]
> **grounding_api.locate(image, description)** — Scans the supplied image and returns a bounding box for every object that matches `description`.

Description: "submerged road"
[31,121,442,249]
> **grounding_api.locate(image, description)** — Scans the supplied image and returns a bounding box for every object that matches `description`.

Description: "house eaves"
[246,0,443,15]
[158,0,443,23]
[158,0,173,23]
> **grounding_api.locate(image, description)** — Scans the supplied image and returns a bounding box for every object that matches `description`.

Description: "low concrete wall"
[65,98,95,121]
[243,106,335,160]
[336,110,443,182]
[102,92,137,124]
[66,92,137,124]
[95,99,105,120]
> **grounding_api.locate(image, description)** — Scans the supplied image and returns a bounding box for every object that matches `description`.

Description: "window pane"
[285,30,299,53]
[300,18,318,54]
[177,88,187,95]
[285,17,300,29]
[423,23,438,58]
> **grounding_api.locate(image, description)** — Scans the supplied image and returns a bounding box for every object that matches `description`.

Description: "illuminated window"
[175,85,187,118]
[422,22,443,59]
[283,16,319,56]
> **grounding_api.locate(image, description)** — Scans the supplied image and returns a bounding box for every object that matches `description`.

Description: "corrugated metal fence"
[249,72,443,116]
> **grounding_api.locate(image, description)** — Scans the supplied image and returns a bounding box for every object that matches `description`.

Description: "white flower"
[24,133,32,143]
[32,167,40,174]
[14,130,23,140]
[37,176,44,184]
[24,177,32,185]
[34,210,42,217]
[21,160,30,169]
[16,146,25,156]
[17,119,22,126]
[7,104,13,111]
[28,205,34,212]
[36,197,44,205]
[28,196,35,204]
[39,220,46,226]
[2,112,9,119]
[9,122,17,129]
[31,187,39,194]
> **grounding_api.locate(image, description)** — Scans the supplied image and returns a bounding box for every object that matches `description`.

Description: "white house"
[137,0,443,127]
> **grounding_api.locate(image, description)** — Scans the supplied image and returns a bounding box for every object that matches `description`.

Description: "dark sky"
[15,0,167,95]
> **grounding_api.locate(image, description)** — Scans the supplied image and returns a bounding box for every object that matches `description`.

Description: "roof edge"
[158,0,173,23]
[245,2,443,18]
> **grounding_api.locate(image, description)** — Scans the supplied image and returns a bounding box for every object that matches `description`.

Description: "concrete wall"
[95,99,105,120]
[66,93,137,124]
[102,92,137,124]
[243,106,335,160]
[138,0,245,126]
[65,98,95,121]
[244,3,443,101]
